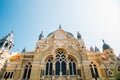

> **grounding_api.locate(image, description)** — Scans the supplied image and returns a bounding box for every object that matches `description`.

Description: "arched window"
[90,64,94,78]
[55,61,60,75]
[90,62,99,78]
[3,72,10,79]
[10,72,13,79]
[4,43,9,48]
[94,64,99,77]
[3,71,13,79]
[62,61,66,75]
[43,49,78,78]
[107,69,113,77]
[55,51,66,75]
[45,58,53,75]
[23,65,28,79]
[69,57,76,75]
[23,63,32,79]
[27,65,32,79]
[108,71,113,77]
[3,72,7,79]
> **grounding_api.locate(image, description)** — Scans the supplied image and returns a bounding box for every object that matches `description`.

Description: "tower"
[0,31,14,71]
[102,40,117,61]
[0,31,14,52]
[101,40,118,79]
[1,27,120,80]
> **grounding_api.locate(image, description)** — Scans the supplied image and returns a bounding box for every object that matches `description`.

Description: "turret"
[38,31,44,40]
[102,40,117,61]
[95,46,100,52]
[77,31,81,40]
[0,31,14,51]
[0,31,14,70]
[22,47,26,53]
[102,40,110,51]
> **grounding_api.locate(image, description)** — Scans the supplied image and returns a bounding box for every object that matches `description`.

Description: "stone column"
[82,61,92,80]
[30,62,40,80]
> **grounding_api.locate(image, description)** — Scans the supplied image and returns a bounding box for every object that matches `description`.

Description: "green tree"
[113,66,120,80]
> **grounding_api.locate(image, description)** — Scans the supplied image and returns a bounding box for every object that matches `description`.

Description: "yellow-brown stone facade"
[0,49,10,71]
[0,28,120,80]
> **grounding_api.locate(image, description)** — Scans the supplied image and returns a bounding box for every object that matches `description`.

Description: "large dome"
[66,32,74,37]
[47,32,54,37]
[47,31,74,37]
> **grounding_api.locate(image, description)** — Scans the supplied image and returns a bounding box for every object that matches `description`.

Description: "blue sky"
[0,0,120,56]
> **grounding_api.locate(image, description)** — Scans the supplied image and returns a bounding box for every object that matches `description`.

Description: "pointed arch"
[54,48,68,55]
[23,65,28,79]
[62,61,66,75]
[10,72,13,79]
[55,49,67,75]
[3,71,14,79]
[90,62,99,78]
[55,61,60,75]
[40,48,81,80]
[68,56,77,75]
[4,43,9,48]
[22,63,32,79]
[45,57,53,75]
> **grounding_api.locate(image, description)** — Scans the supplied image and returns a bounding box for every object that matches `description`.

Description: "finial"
[39,31,44,40]
[59,24,62,29]
[90,46,94,52]
[22,47,26,53]
[77,31,81,40]
[102,39,105,44]
[95,46,100,52]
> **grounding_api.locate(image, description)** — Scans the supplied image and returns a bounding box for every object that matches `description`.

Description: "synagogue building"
[0,27,120,80]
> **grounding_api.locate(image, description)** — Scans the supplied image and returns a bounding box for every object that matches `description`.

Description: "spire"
[77,31,81,40]
[0,31,14,51]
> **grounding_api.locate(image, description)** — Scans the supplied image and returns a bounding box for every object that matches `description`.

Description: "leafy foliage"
[113,66,120,80]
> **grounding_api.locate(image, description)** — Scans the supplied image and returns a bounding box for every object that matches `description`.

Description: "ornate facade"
[0,27,120,80]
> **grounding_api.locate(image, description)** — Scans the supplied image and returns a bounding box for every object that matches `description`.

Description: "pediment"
[36,28,84,50]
